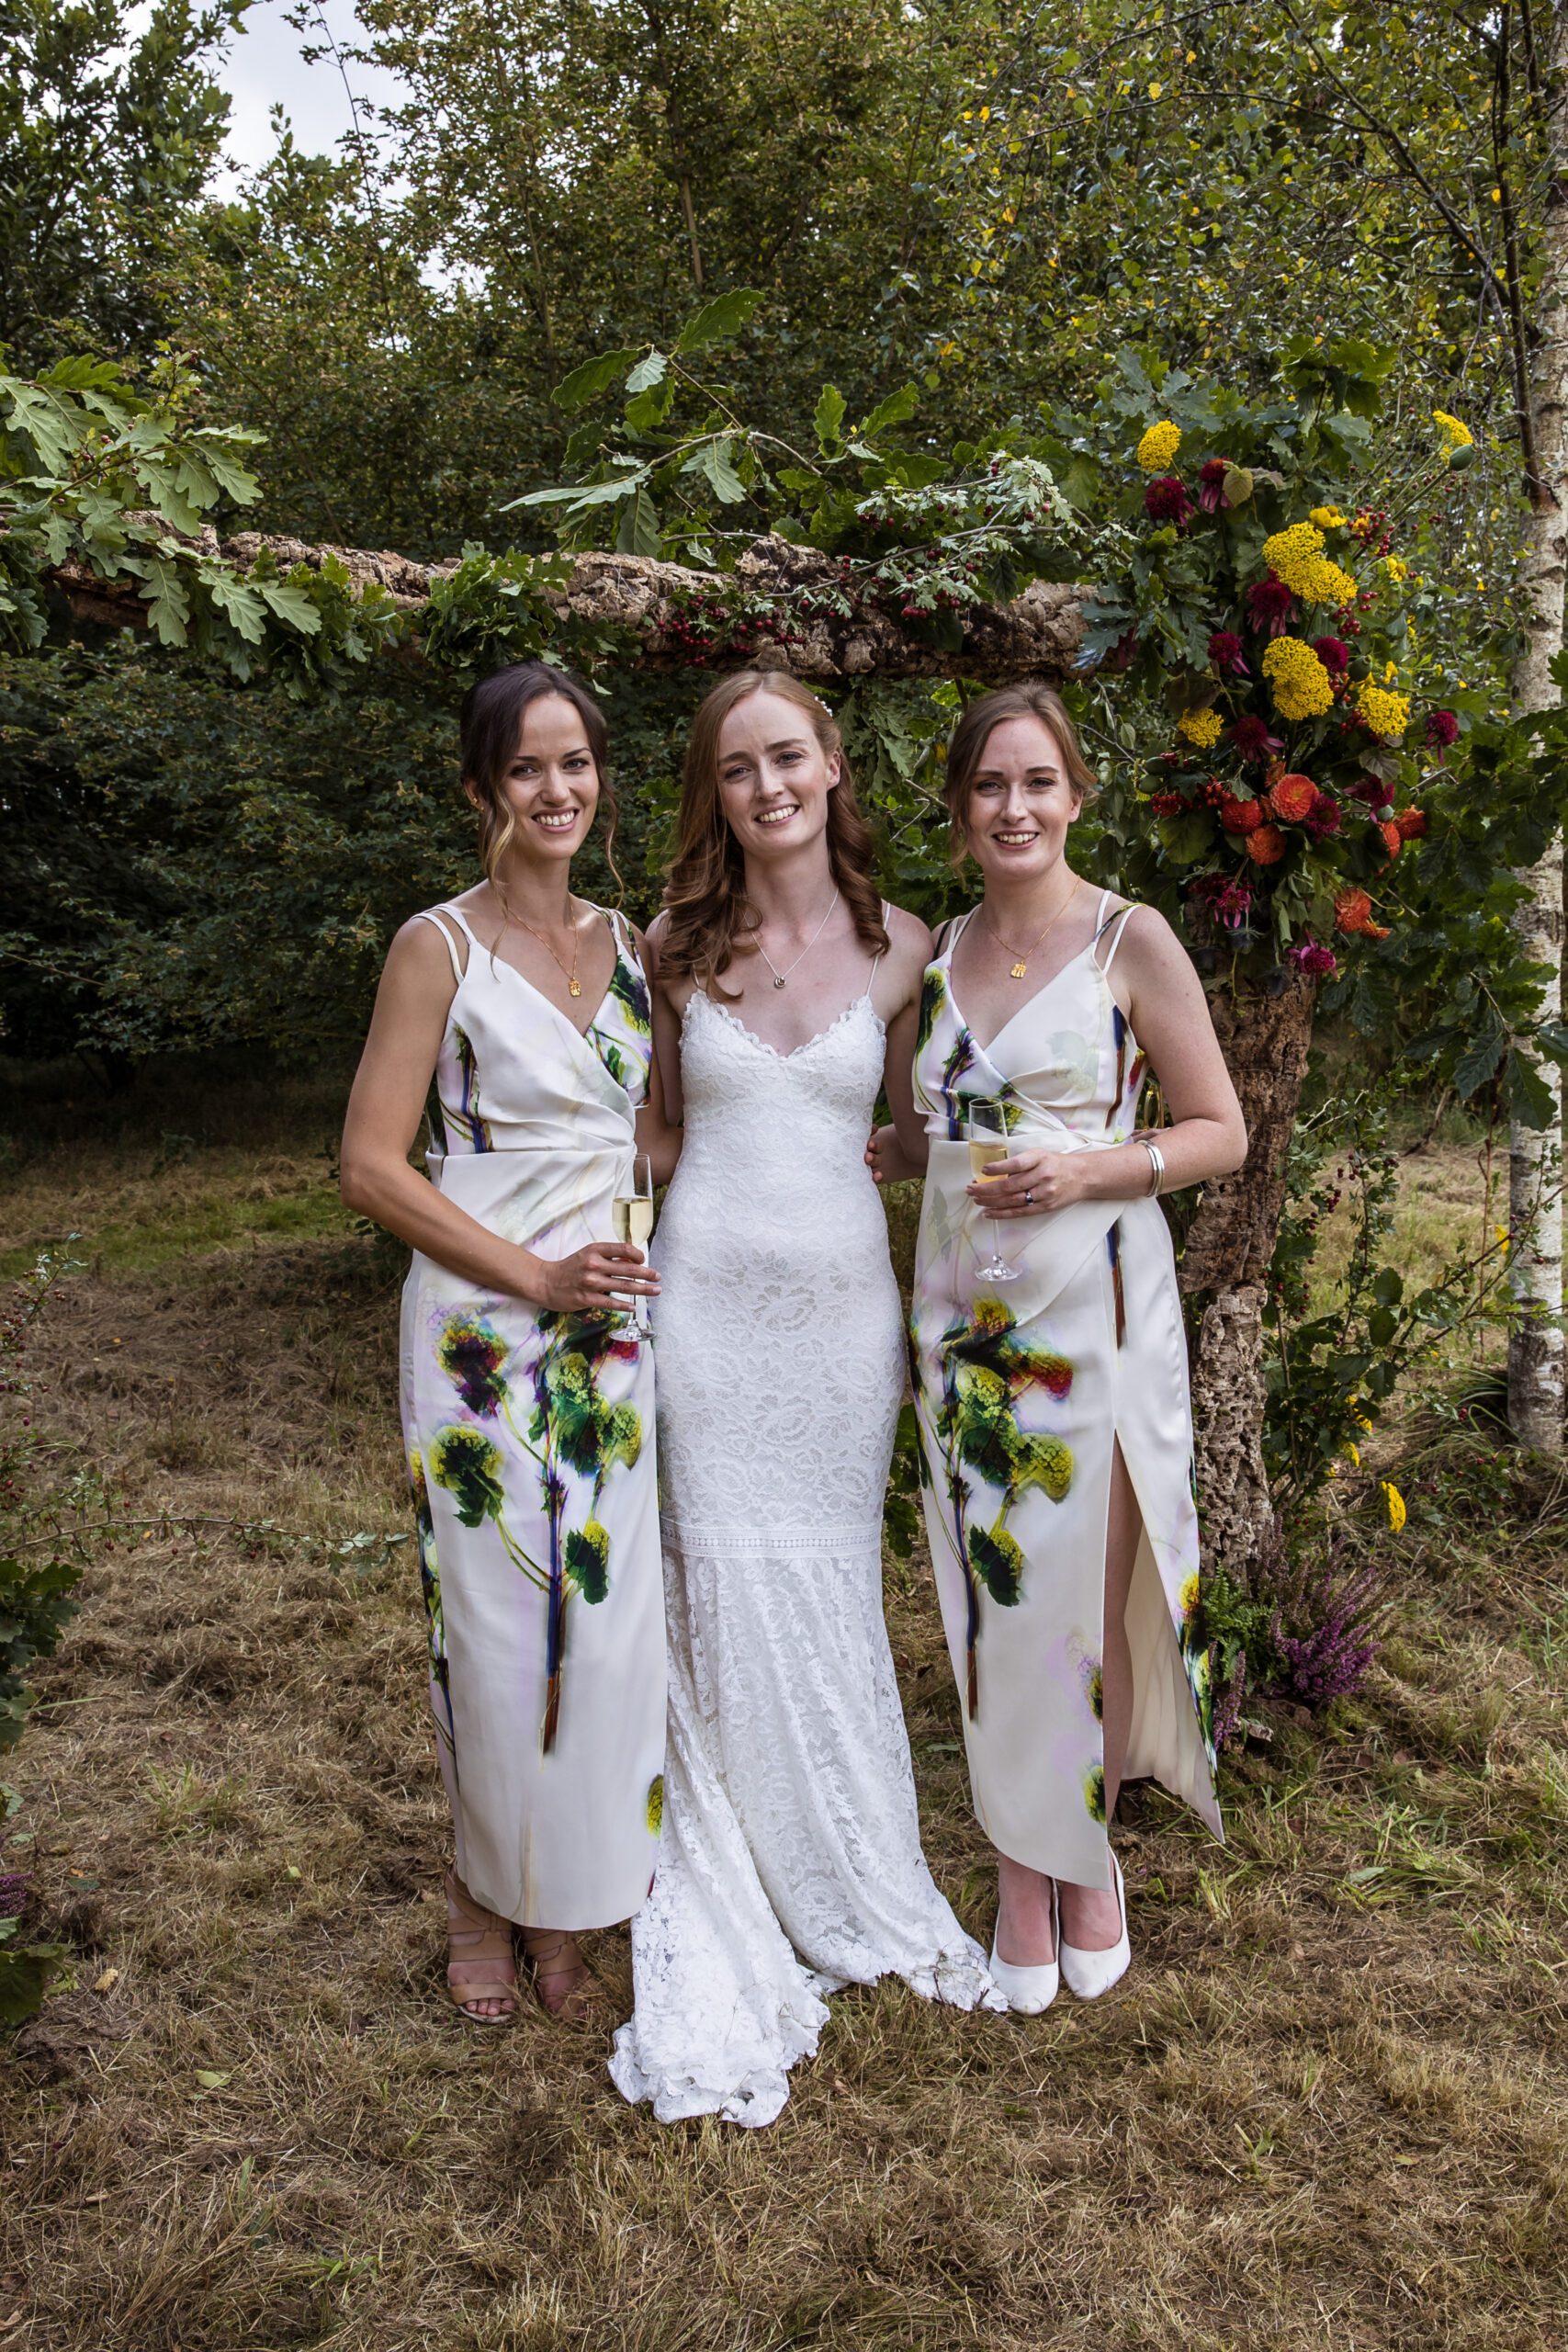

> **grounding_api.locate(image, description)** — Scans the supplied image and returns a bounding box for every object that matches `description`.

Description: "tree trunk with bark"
[1506,9,1568,1452]
[1177,969,1318,1575]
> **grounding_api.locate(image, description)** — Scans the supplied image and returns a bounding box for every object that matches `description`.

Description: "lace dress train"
[609,988,997,2128]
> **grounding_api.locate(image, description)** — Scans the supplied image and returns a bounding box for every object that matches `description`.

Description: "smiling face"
[964,712,1082,888]
[714,686,840,863]
[468,689,600,870]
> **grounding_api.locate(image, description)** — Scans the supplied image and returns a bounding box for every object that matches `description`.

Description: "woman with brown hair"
[609,670,997,2128]
[871,682,1245,2014]
[341,659,666,2025]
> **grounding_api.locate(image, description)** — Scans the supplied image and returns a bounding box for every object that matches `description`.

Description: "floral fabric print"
[908,899,1222,1890]
[400,902,666,1932]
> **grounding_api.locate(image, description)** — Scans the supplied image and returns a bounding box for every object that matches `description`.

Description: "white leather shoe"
[988,1880,1059,2014]
[1059,1849,1130,2000]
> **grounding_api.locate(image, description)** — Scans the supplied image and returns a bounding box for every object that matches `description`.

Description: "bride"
[610,671,998,2126]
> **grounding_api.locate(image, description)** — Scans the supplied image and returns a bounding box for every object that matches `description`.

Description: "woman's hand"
[967,1148,1088,1218]
[865,1123,923,1185]
[538,1243,660,1314]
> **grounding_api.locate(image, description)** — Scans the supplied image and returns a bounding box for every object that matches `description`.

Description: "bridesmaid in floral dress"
[871,683,1247,2013]
[342,661,665,2023]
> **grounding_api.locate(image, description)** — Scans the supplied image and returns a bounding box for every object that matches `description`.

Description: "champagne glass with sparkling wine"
[966,1100,1018,1284]
[612,1152,656,1339]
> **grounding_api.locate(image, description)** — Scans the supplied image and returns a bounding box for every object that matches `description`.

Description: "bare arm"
[340,918,657,1308]
[873,906,935,1178]
[976,909,1247,1216]
[634,912,682,1176]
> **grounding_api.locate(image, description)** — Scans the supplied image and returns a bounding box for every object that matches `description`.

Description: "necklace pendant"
[569,979,581,997]
[773,976,786,989]
[1010,960,1028,980]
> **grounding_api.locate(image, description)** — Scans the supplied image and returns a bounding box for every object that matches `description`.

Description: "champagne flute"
[611,1151,656,1339]
[966,1100,1018,1283]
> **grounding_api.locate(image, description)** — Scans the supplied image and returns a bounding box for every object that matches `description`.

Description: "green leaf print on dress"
[429,1305,644,1753]
[919,1295,1076,1718]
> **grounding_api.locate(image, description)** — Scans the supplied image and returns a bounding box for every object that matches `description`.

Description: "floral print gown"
[400,901,665,1932]
[909,894,1223,1893]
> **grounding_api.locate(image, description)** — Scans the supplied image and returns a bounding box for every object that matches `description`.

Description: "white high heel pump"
[988,1879,1059,2015]
[1059,1849,1130,2000]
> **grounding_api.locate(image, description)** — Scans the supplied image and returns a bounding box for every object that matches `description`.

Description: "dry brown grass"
[1,1072,1564,2351]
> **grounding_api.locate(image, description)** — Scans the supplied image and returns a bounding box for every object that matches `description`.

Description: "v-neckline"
[690,988,882,1064]
[453,906,623,1046]
[944,923,1108,1063]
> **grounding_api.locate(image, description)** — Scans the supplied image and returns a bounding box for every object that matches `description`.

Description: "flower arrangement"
[1079,371,1469,973]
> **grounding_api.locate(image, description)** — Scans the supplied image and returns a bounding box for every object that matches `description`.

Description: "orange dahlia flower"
[1269,772,1319,822]
[1247,823,1287,865]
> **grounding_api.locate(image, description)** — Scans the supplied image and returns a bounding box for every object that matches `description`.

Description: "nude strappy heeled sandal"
[445,1870,519,2023]
[518,1928,606,2027]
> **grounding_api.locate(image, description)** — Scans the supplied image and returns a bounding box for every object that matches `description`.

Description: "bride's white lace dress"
[609,983,997,2128]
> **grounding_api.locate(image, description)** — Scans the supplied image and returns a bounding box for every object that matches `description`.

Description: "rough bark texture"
[1178,969,1317,1575]
[1506,17,1568,1452]
[49,528,1087,684]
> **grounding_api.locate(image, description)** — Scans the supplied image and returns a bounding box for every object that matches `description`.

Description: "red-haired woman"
[872,683,1246,2013]
[342,661,666,2025]
[609,671,998,2128]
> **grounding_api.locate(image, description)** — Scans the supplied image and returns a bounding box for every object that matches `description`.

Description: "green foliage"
[1263,1080,1507,1505]
[0,1245,89,2027]
[0,0,245,368]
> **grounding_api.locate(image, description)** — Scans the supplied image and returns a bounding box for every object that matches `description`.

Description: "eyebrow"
[973,763,1063,777]
[513,741,591,760]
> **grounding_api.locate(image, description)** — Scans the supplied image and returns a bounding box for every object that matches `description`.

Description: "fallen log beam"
[48,528,1088,684]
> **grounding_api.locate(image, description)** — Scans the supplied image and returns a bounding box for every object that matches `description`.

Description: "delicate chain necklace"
[755,888,840,990]
[513,897,583,997]
[985,879,1082,980]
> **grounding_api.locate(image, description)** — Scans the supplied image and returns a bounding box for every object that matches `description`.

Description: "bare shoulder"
[1109,903,1208,1004]
[642,908,671,980]
[881,899,935,967]
[389,910,465,980]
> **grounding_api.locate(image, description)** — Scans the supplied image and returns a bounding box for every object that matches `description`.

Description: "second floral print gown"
[909,896,1223,1894]
[400,902,665,1932]
[610,976,997,2131]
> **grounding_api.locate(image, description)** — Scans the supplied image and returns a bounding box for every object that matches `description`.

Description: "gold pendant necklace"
[516,899,583,996]
[985,879,1081,980]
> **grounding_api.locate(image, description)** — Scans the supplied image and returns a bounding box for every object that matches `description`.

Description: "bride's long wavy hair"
[660,673,888,989]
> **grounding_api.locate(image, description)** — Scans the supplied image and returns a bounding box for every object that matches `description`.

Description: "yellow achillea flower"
[1346,1395,1372,1431]
[1261,635,1335,720]
[1177,706,1223,748]
[1310,504,1347,527]
[1265,522,1357,607]
[1263,521,1326,591]
[1432,408,1473,449]
[1343,1440,1360,1468]
[1382,554,1409,582]
[1137,419,1182,471]
[1356,677,1411,740]
[1382,1480,1407,1532]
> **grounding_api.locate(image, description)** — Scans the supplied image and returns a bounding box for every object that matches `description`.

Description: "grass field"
[2,1063,1564,2352]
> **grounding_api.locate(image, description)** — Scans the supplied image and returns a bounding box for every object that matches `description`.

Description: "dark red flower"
[1348,775,1391,810]
[1312,635,1351,675]
[1100,627,1142,673]
[1426,709,1460,750]
[1303,798,1343,842]
[1247,579,1297,636]
[1229,714,1284,763]
[1208,628,1248,675]
[1144,474,1194,525]
[1199,457,1232,513]
[1291,938,1338,977]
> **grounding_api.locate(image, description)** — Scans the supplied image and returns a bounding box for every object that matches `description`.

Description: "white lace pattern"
[609,990,998,2128]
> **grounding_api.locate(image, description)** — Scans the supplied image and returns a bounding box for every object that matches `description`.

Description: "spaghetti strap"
[1098,903,1140,976]
[413,907,467,986]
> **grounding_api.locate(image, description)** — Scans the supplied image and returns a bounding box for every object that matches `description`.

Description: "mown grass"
[0,1064,1563,2352]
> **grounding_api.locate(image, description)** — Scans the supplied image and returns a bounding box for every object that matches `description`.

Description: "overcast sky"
[123,0,410,193]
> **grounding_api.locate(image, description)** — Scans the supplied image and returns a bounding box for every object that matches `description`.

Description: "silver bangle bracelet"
[1139,1137,1167,1197]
